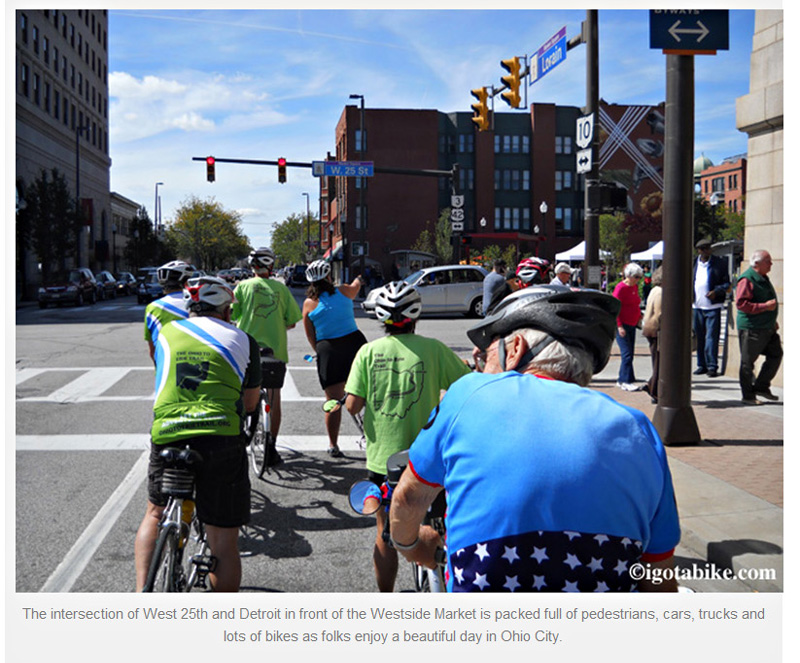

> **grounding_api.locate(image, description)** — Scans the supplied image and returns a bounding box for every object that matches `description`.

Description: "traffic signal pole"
[582,10,601,289]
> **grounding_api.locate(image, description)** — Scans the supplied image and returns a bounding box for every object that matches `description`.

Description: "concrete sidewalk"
[593,340,783,592]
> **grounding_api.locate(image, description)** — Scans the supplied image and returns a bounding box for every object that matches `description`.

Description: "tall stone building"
[16,9,111,299]
[734,10,783,385]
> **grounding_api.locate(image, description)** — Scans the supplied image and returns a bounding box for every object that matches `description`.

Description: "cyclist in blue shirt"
[389,286,681,592]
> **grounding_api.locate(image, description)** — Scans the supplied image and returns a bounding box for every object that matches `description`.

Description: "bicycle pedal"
[192,554,218,573]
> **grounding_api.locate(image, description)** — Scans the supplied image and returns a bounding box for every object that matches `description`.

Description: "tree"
[600,212,630,289]
[162,196,250,271]
[694,196,728,244]
[434,209,454,265]
[720,208,745,241]
[270,211,321,266]
[123,207,162,271]
[17,169,79,280]
[481,244,517,270]
[410,223,435,256]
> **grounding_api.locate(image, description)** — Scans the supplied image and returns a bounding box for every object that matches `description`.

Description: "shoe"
[327,445,343,458]
[754,389,780,401]
[265,446,283,467]
[741,397,760,406]
[620,382,642,392]
[693,368,707,376]
[707,370,719,378]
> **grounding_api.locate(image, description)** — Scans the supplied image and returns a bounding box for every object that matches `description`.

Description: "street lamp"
[349,93,365,281]
[155,182,164,235]
[302,192,311,260]
[537,201,548,257]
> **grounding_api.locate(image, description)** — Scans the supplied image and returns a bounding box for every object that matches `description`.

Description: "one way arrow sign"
[649,10,728,53]
[576,148,591,175]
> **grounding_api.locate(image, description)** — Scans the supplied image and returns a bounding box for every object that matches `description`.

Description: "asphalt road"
[15,287,479,593]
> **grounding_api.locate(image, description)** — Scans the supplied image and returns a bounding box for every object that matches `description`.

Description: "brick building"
[698,155,748,213]
[322,100,666,279]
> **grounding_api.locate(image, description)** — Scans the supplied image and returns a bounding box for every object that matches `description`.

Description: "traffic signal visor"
[470,87,489,132]
[500,57,521,108]
[206,156,215,183]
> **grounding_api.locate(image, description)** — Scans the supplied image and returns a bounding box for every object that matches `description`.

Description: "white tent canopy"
[630,241,663,262]
[555,240,610,262]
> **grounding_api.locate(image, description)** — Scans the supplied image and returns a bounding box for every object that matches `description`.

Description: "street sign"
[451,222,464,232]
[451,194,465,208]
[451,208,465,222]
[314,161,375,177]
[576,149,592,174]
[649,10,729,53]
[576,114,594,150]
[530,26,567,85]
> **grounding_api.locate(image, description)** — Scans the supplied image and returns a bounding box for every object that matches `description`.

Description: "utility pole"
[582,10,601,289]
[350,94,366,281]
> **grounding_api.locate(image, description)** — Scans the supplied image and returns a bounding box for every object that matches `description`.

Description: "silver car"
[363,264,488,317]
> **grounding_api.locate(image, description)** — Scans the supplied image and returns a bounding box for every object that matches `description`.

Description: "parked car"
[115,272,137,296]
[95,271,118,300]
[362,264,488,317]
[38,267,97,308]
[136,266,158,284]
[286,264,308,287]
[216,269,237,284]
[137,272,164,305]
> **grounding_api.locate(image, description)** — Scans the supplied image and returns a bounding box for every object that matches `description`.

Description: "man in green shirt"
[231,247,302,466]
[345,281,471,592]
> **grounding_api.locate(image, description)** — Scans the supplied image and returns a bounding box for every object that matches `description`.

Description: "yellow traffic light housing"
[500,57,521,108]
[470,87,490,132]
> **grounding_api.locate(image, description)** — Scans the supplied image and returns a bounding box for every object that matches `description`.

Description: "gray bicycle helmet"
[305,260,331,283]
[248,247,275,270]
[157,260,194,286]
[467,285,620,373]
[373,281,422,325]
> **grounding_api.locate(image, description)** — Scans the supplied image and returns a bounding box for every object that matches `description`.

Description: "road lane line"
[15,368,49,385]
[47,367,132,402]
[39,449,150,593]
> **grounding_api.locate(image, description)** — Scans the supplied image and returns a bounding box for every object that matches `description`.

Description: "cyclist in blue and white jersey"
[134,276,261,592]
[143,260,194,361]
[390,286,681,593]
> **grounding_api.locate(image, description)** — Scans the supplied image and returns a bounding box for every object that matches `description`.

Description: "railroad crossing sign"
[649,10,729,53]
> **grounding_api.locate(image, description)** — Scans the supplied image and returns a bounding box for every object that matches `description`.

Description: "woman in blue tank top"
[302,260,367,457]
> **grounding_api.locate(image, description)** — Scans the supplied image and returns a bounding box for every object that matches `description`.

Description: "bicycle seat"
[158,446,204,470]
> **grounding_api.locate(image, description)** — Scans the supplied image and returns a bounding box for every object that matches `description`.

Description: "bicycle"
[246,347,286,479]
[348,449,447,592]
[142,446,216,592]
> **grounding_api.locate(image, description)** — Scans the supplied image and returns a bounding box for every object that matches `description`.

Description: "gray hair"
[623,262,644,279]
[750,250,770,267]
[555,263,572,275]
[652,266,663,287]
[504,328,594,387]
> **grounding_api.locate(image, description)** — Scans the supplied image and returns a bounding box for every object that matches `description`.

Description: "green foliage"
[599,213,630,288]
[435,209,454,264]
[720,209,745,241]
[270,211,321,266]
[480,244,516,270]
[17,168,79,279]
[162,196,250,271]
[123,207,162,271]
[410,223,435,255]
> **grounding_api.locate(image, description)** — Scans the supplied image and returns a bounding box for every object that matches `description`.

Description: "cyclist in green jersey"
[344,281,470,591]
[134,276,261,592]
[231,247,302,466]
[143,260,194,361]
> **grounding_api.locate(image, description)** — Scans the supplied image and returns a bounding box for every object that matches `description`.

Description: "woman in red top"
[612,263,644,390]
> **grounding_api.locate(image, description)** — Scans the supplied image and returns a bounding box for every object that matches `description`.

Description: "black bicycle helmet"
[248,247,275,270]
[467,285,620,373]
[373,281,422,325]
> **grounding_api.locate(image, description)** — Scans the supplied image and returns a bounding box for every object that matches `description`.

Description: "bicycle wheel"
[248,393,272,479]
[144,523,185,592]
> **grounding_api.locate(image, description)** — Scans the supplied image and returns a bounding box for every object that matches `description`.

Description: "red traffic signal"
[278,157,287,184]
[206,156,215,183]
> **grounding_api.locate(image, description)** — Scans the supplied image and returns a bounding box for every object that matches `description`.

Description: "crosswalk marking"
[16,366,324,403]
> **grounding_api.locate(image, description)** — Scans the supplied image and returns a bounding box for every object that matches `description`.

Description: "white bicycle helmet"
[248,247,275,270]
[373,281,422,325]
[305,260,331,283]
[157,260,194,286]
[183,276,236,312]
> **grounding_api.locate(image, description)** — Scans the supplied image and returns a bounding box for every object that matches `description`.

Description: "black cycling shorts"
[316,330,367,389]
[147,435,250,528]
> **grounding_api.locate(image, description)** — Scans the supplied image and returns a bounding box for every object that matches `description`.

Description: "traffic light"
[500,57,521,108]
[470,87,490,132]
[206,156,215,183]
[278,157,287,184]
[460,235,472,245]
[588,182,628,211]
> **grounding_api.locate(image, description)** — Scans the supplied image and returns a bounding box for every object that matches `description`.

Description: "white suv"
[363,264,488,317]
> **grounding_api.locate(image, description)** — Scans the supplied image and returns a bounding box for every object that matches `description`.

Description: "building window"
[355,205,368,230]
[78,72,82,95]
[355,129,366,152]
[71,103,76,130]
[555,136,573,154]
[355,176,367,190]
[522,207,531,231]
[53,47,59,73]
[512,135,520,154]
[511,170,520,191]
[503,135,511,153]
[512,208,520,230]
[44,82,51,112]
[522,136,530,154]
[564,207,573,231]
[70,24,75,48]
[61,14,67,38]
[21,13,28,44]
[556,170,572,191]
[33,74,40,105]
[503,170,512,191]
[43,36,49,64]
[20,64,29,97]
[711,177,724,193]
[33,25,39,54]
[458,133,474,153]
[555,207,564,231]
[54,90,60,119]
[63,98,68,125]
[504,207,512,230]
[522,170,530,191]
[70,64,75,88]
[78,33,83,57]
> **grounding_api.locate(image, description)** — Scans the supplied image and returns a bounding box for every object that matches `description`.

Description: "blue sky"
[108,7,757,250]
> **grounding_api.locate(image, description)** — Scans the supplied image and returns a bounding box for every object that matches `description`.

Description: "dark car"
[115,272,137,296]
[38,267,97,308]
[137,272,164,305]
[216,269,236,284]
[286,264,308,287]
[95,271,118,300]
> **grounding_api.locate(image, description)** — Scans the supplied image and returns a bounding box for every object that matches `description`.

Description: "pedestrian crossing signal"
[206,156,215,183]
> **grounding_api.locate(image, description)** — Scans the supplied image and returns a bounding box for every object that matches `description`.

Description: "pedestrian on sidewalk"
[642,266,663,403]
[613,263,644,391]
[692,238,730,378]
[482,259,509,316]
[736,249,782,405]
